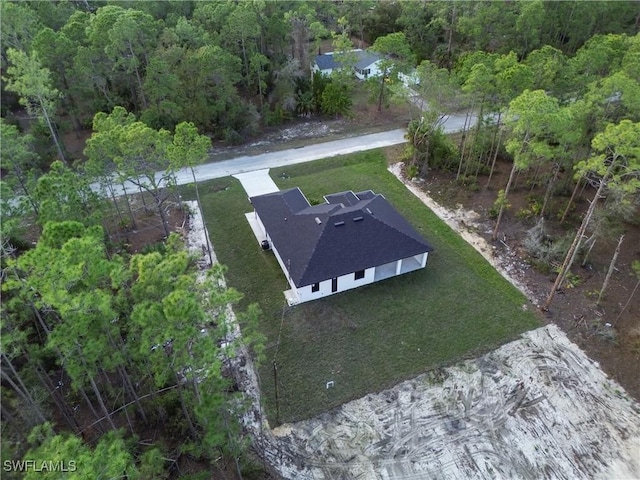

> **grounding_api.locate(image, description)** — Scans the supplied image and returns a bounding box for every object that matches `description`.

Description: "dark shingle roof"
[314,50,381,71]
[315,54,340,71]
[251,188,433,287]
[354,51,381,70]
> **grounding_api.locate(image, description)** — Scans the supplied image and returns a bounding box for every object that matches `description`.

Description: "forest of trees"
[1,1,639,478]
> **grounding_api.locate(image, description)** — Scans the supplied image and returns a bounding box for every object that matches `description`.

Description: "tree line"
[1,103,269,475]
[402,30,639,310]
[2,219,266,477]
[2,1,637,147]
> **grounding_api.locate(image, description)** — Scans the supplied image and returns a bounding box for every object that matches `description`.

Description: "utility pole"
[273,360,280,425]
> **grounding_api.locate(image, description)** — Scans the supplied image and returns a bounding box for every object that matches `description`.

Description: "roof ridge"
[295,219,329,283]
[366,212,428,246]
[297,207,429,285]
[361,197,428,246]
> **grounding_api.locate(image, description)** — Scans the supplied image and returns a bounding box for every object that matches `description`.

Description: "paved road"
[184,129,407,185]
[180,113,474,186]
[110,112,476,195]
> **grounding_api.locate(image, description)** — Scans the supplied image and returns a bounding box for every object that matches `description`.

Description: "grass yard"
[182,151,541,425]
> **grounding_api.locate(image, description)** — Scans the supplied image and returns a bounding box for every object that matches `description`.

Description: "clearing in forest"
[182,150,541,424]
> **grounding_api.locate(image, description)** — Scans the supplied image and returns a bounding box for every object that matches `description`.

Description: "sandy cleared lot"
[268,324,640,479]
[186,166,640,479]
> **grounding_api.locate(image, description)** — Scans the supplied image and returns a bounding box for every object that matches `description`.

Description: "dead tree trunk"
[543,178,607,310]
[89,375,117,430]
[560,178,583,224]
[580,235,597,267]
[615,277,640,324]
[1,355,48,424]
[486,127,504,189]
[597,234,624,306]
[492,160,518,240]
[540,163,560,218]
[34,363,80,432]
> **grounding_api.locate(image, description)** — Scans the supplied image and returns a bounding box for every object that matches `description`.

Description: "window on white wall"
[354,270,365,280]
[312,282,320,292]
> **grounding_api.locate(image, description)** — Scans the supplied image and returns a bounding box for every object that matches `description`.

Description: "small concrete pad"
[233,169,279,198]
[235,169,297,303]
[283,289,300,306]
[244,212,267,246]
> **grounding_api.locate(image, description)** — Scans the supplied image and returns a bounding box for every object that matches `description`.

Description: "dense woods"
[1,1,639,477]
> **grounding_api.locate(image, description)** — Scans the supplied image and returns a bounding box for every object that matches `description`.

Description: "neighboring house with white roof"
[245,187,433,305]
[312,49,383,80]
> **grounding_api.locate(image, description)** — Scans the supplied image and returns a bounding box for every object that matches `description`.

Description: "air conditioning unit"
[261,240,271,251]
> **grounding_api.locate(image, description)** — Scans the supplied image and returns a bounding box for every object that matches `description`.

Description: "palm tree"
[295,90,314,117]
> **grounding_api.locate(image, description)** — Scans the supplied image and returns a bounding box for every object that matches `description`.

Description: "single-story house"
[247,188,433,305]
[312,49,383,80]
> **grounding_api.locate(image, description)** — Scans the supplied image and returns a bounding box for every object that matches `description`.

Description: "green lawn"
[181,151,541,424]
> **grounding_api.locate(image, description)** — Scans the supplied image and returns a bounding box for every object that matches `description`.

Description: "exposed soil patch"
[268,325,640,479]
[113,206,186,254]
[395,159,640,402]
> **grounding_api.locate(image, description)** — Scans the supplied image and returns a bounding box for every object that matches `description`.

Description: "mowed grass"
[182,151,541,424]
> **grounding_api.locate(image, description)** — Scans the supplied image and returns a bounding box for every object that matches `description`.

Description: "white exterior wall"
[257,210,430,304]
[254,211,266,236]
[314,57,381,81]
[284,252,429,304]
[295,267,375,303]
[354,60,383,81]
[312,64,333,77]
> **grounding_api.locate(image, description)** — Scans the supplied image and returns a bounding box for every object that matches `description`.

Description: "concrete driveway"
[233,169,279,198]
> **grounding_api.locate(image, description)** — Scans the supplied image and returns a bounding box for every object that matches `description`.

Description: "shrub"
[222,128,243,146]
[560,270,581,288]
[523,219,571,272]
[488,189,510,219]
[406,164,419,179]
[141,241,167,256]
[321,83,352,117]
[455,174,479,191]
[429,129,459,172]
